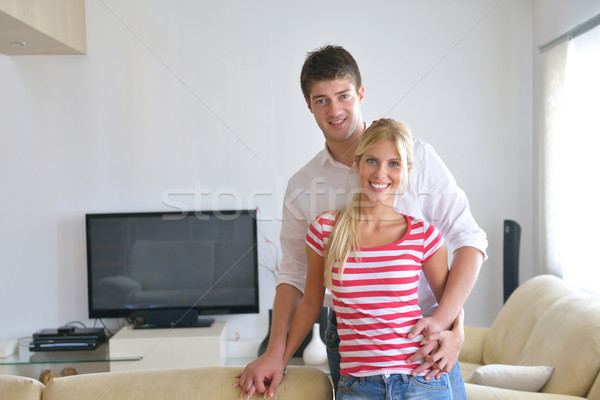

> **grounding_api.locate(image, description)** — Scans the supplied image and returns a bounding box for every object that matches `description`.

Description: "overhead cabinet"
[0,0,86,55]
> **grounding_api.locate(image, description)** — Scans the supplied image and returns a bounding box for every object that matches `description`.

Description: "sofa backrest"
[483,274,600,398]
[483,275,574,365]
[41,366,333,400]
[521,292,600,397]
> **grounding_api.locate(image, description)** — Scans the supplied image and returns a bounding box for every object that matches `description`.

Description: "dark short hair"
[300,45,362,100]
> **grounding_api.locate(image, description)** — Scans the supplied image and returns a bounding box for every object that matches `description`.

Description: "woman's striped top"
[306,211,444,377]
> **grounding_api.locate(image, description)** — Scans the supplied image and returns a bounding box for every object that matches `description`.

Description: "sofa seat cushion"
[41,366,333,400]
[465,364,554,392]
[459,361,481,381]
[465,383,587,400]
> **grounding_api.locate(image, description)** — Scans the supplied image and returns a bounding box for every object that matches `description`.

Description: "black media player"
[29,327,107,352]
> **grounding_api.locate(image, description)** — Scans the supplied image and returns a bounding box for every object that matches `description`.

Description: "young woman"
[282,119,463,399]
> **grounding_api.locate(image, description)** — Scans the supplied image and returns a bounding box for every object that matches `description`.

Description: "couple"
[236,45,487,399]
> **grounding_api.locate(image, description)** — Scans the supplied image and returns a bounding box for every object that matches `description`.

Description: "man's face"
[306,78,365,144]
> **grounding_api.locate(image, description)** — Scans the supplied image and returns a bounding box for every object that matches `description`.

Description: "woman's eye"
[390,161,400,167]
[366,158,377,165]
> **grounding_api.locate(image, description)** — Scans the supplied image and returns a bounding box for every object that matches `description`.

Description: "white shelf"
[109,322,226,372]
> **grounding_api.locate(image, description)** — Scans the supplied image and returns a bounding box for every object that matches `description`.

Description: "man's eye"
[341,94,350,99]
[315,99,326,105]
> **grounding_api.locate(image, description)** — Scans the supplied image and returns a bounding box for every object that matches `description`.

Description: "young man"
[236,45,487,399]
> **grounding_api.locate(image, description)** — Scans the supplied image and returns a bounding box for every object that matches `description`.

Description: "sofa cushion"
[465,382,587,400]
[517,292,600,397]
[465,364,554,392]
[483,275,576,365]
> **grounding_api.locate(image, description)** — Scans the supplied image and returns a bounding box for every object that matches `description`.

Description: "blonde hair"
[323,119,414,289]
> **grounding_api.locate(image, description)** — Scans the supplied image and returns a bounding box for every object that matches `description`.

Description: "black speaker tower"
[503,220,521,303]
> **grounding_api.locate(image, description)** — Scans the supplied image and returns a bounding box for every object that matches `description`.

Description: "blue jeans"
[325,309,467,399]
[326,309,342,392]
[337,374,450,400]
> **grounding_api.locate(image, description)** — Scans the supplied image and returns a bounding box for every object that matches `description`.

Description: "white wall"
[0,0,534,344]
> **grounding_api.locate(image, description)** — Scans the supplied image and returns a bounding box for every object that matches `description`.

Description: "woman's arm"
[422,243,449,306]
[421,243,463,332]
[282,245,326,365]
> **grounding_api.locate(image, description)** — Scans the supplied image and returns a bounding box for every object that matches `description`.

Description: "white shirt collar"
[319,143,354,171]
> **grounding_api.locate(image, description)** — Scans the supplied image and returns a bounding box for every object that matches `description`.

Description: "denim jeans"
[448,362,466,399]
[326,309,466,399]
[326,309,342,392]
[337,374,450,400]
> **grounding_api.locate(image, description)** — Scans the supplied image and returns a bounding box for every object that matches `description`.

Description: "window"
[543,24,600,294]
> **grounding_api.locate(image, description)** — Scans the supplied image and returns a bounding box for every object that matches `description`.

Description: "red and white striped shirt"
[306,211,444,377]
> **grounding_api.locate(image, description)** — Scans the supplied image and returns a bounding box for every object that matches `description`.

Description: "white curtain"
[543,25,600,294]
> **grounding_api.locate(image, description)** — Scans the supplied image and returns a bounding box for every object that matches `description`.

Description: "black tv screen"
[86,209,259,326]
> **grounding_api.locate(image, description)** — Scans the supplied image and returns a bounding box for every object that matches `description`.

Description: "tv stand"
[109,322,226,371]
[194,318,215,328]
[132,318,215,330]
[130,309,212,329]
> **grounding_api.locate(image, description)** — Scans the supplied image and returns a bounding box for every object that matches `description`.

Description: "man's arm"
[235,284,301,398]
[283,247,326,365]
[408,308,465,379]
[407,246,483,378]
[403,139,487,378]
[439,246,484,322]
[267,284,303,358]
[235,180,310,398]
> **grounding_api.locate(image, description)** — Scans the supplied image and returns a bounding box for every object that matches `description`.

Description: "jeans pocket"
[408,375,449,391]
[337,375,358,392]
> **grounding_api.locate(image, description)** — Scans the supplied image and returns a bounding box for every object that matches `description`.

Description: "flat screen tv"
[86,209,259,328]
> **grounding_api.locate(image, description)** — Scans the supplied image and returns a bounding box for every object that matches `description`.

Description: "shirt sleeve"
[422,221,444,262]
[412,139,488,260]
[276,178,311,293]
[305,216,326,257]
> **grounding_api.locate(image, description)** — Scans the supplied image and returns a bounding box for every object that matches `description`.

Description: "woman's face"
[355,139,404,205]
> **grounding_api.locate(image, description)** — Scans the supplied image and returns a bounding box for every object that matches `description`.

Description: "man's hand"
[406,316,464,380]
[234,353,285,399]
[234,284,302,397]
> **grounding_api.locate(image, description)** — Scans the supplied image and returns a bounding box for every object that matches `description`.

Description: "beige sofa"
[4,274,598,399]
[0,366,333,400]
[460,274,600,399]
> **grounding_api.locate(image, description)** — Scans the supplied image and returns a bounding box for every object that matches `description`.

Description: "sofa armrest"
[0,375,44,400]
[459,326,489,365]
